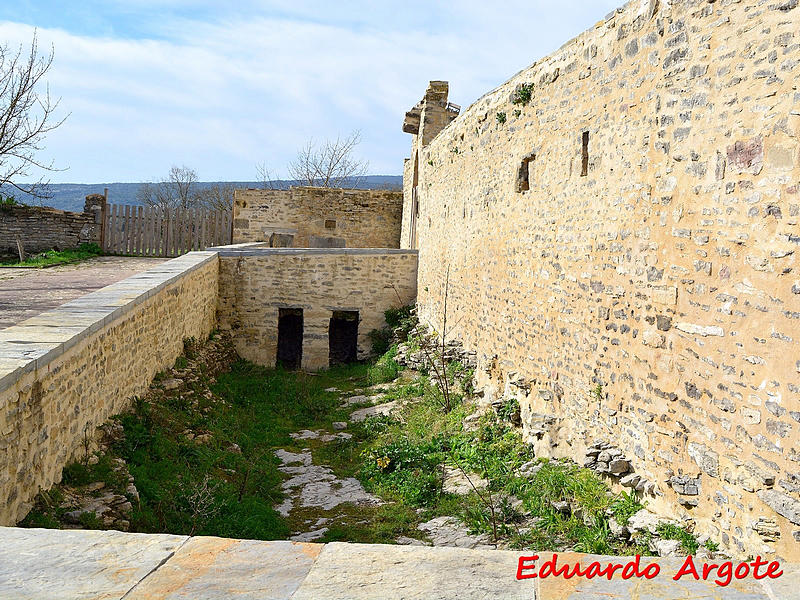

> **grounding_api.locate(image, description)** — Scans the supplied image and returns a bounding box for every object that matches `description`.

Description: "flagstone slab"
[290,542,533,600]
[125,537,322,600]
[0,527,187,600]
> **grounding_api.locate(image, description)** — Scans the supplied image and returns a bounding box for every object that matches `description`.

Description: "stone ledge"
[213,248,419,256]
[0,251,218,394]
[0,527,797,599]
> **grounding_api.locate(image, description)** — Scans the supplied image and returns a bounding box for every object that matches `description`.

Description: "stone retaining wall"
[0,251,218,525]
[217,248,418,370]
[232,187,402,248]
[403,0,800,558]
[0,195,105,257]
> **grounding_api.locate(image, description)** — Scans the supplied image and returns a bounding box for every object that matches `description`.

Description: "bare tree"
[255,161,282,190]
[287,130,368,188]
[137,165,199,211]
[195,182,238,212]
[0,31,68,199]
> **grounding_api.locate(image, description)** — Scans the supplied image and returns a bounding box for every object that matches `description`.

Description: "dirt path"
[0,256,168,329]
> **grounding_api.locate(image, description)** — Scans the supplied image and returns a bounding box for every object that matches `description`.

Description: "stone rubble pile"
[394,337,477,372]
[584,441,657,495]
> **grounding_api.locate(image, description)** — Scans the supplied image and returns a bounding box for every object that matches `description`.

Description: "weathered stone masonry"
[404,0,800,559]
[0,252,218,525]
[233,187,403,249]
[0,194,105,257]
[217,248,418,371]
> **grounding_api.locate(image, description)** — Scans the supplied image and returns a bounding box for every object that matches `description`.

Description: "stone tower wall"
[404,0,800,559]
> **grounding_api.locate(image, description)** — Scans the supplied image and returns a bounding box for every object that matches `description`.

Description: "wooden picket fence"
[102,204,232,257]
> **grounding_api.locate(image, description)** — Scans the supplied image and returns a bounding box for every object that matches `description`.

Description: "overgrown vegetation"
[495,111,507,124]
[0,242,102,267]
[367,305,416,356]
[21,328,700,556]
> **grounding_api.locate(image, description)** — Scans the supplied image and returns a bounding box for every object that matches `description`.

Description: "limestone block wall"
[0,252,218,525]
[405,0,800,558]
[217,248,417,370]
[0,195,105,257]
[232,187,402,248]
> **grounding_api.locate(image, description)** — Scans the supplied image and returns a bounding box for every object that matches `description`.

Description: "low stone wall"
[0,251,218,525]
[232,187,403,248]
[217,248,418,370]
[0,195,105,257]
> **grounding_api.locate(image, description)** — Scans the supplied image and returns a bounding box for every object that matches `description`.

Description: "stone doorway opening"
[277,308,303,369]
[328,310,359,366]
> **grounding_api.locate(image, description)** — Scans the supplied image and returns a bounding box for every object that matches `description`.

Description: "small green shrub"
[496,112,507,124]
[656,522,699,555]
[610,490,644,526]
[497,397,520,424]
[0,195,22,210]
[367,346,401,385]
[511,82,534,106]
[367,328,393,356]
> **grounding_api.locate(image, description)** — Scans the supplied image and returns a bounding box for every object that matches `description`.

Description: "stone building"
[232,187,402,248]
[402,0,800,559]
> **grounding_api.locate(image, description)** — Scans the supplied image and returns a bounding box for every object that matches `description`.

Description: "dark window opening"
[277,308,303,369]
[516,152,536,192]
[581,131,589,177]
[325,219,336,229]
[329,311,359,366]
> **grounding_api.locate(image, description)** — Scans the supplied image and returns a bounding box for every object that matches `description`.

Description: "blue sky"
[0,1,621,183]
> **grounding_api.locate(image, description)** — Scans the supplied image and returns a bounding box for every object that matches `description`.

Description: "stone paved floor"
[1,527,797,599]
[0,256,167,329]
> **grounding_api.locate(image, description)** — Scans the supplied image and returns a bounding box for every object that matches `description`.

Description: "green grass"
[19,338,667,555]
[115,360,369,539]
[0,243,102,268]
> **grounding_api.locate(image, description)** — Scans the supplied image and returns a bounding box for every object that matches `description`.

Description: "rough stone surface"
[216,250,417,370]
[232,187,403,249]
[417,516,495,550]
[401,0,800,559]
[442,466,488,495]
[0,196,103,258]
[349,401,399,423]
[276,449,382,514]
[0,252,218,526]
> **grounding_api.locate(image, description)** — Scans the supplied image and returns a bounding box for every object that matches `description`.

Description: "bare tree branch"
[287,130,368,188]
[195,182,240,212]
[255,162,282,190]
[0,30,68,199]
[137,165,199,211]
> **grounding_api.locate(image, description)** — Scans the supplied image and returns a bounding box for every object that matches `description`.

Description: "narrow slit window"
[516,152,536,192]
[325,219,336,229]
[581,131,589,177]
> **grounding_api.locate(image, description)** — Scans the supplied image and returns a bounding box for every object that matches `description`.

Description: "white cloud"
[0,0,620,183]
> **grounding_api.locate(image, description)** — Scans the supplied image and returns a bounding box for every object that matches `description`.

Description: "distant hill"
[2,176,403,213]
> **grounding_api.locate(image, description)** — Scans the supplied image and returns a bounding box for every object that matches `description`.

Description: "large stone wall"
[0,252,218,525]
[404,0,800,559]
[217,248,417,370]
[232,187,402,248]
[0,195,105,257]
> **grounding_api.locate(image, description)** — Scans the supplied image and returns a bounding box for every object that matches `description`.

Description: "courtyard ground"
[0,255,167,329]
